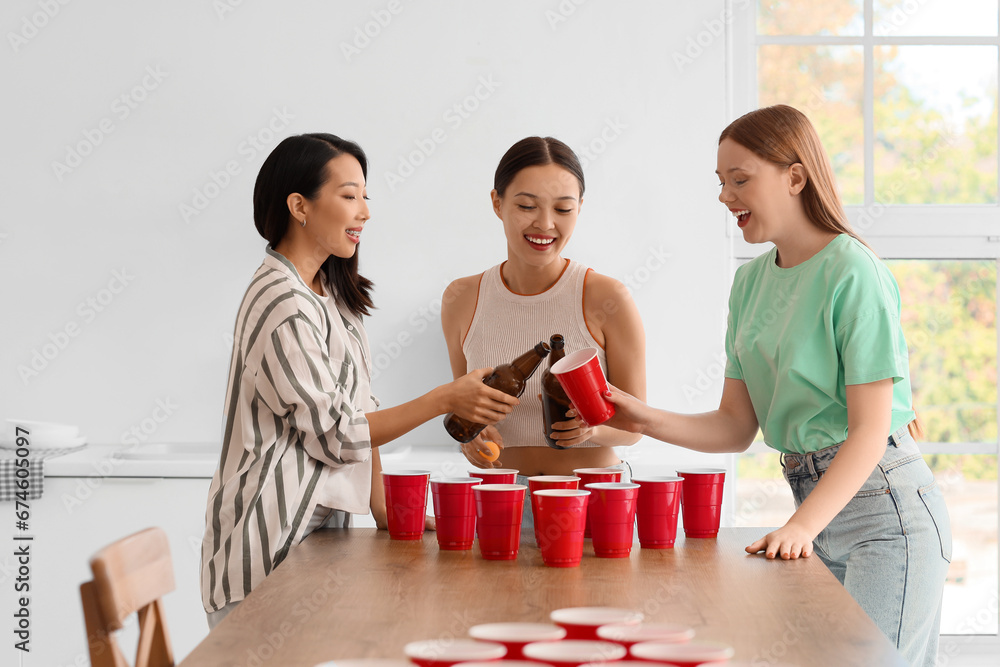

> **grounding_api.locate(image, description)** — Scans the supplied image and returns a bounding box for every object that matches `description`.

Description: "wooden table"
[180,527,905,666]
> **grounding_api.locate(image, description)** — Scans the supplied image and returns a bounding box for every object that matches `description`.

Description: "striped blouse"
[201,247,376,613]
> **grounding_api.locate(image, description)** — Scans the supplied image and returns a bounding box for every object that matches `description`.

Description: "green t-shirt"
[724,234,915,454]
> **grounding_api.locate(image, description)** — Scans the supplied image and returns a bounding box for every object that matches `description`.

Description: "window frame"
[726,0,1000,648]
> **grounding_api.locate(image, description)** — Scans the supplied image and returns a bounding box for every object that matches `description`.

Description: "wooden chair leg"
[135,598,175,667]
[80,580,129,667]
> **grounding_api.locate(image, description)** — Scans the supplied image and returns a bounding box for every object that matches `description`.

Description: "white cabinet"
[0,477,211,666]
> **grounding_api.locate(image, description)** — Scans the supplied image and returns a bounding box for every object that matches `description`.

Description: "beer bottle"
[541,334,573,449]
[444,341,551,443]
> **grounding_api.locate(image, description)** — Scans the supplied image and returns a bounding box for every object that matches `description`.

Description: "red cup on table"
[403,639,506,667]
[381,470,431,540]
[468,623,567,660]
[676,468,726,539]
[468,468,519,485]
[430,477,480,550]
[585,482,640,558]
[632,476,683,549]
[532,489,590,567]
[473,483,527,560]
[549,607,643,641]
[550,348,616,426]
[596,623,695,649]
[522,640,626,667]
[573,467,623,538]
[528,476,581,546]
[630,640,734,666]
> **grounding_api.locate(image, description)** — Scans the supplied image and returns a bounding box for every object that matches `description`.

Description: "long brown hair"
[721,105,926,440]
[719,104,872,252]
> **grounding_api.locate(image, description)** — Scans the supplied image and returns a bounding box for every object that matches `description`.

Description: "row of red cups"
[397,607,737,667]
[381,468,726,566]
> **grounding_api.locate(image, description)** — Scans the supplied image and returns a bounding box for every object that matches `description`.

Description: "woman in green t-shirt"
[603,105,950,667]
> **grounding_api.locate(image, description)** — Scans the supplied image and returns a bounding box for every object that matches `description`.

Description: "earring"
[300,218,307,227]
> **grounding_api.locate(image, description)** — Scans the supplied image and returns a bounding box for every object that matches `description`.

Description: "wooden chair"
[80,527,176,667]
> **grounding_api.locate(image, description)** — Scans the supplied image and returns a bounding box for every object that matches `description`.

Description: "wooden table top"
[180,527,905,667]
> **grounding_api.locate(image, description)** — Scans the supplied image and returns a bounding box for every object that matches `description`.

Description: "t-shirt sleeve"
[835,265,910,386]
[724,280,743,380]
[255,315,372,467]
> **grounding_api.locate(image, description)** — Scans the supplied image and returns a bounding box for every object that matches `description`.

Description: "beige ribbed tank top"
[463,260,606,449]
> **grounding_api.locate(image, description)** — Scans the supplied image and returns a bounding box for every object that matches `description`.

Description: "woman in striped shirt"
[202,133,517,627]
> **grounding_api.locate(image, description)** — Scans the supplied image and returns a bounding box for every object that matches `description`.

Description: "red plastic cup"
[522,640,626,667]
[549,607,643,641]
[573,468,623,538]
[468,468,519,485]
[381,470,431,540]
[585,482,640,558]
[527,475,581,494]
[527,476,581,547]
[630,640,734,666]
[473,484,527,560]
[468,623,566,660]
[596,623,695,649]
[551,348,616,426]
[430,477,480,550]
[676,468,726,539]
[632,476,683,549]
[531,489,590,567]
[403,639,506,667]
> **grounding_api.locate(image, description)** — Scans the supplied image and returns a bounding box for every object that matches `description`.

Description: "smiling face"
[716,138,804,245]
[492,163,582,268]
[300,153,370,260]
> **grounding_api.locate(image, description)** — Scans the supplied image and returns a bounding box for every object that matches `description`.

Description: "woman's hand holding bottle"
[440,368,519,425]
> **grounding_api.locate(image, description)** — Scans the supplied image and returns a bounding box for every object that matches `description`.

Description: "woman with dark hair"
[441,136,647,533]
[602,106,950,666]
[201,133,517,627]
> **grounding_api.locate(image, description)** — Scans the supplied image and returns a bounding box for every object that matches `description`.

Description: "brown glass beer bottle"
[444,341,551,443]
[541,334,573,449]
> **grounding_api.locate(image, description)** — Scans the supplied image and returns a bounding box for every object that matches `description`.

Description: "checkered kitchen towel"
[0,456,45,501]
[0,444,86,501]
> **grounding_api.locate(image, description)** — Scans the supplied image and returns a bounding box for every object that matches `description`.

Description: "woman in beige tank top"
[441,137,647,476]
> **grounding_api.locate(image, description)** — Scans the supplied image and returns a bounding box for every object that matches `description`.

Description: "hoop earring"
[300,218,307,227]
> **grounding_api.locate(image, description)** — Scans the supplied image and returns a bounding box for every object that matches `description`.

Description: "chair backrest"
[80,527,176,667]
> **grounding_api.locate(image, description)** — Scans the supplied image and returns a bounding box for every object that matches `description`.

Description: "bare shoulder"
[583,269,636,315]
[441,273,485,336]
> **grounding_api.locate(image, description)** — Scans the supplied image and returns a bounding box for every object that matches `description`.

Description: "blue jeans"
[781,426,952,667]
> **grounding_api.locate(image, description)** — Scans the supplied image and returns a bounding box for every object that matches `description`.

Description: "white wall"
[0,0,733,462]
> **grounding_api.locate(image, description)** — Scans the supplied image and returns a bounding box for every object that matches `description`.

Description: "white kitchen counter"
[41,443,220,478]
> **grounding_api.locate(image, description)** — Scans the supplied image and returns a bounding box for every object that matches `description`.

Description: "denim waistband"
[780,423,919,481]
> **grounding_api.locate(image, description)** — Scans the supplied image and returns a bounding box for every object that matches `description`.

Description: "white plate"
[6,419,79,440]
[0,434,87,450]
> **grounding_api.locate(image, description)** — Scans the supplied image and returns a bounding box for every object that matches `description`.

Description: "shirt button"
[347,325,354,331]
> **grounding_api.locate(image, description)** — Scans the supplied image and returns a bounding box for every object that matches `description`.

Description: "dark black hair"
[493,136,585,198]
[253,133,374,317]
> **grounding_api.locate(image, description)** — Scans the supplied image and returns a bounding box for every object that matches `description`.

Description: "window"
[729,0,1000,641]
